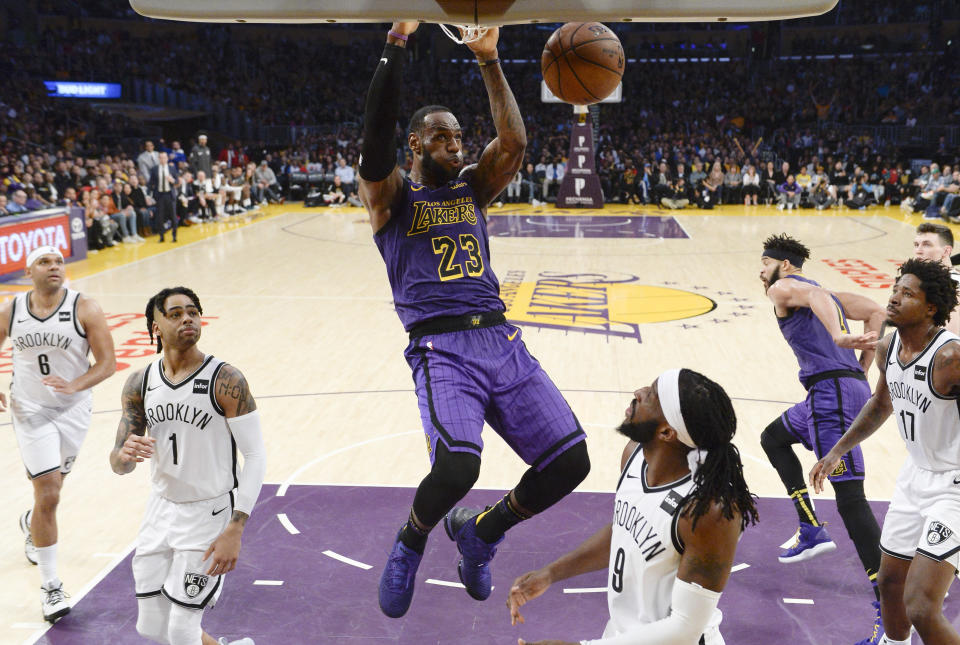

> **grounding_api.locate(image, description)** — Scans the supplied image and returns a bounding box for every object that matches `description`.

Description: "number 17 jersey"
[374,177,504,331]
[885,329,960,471]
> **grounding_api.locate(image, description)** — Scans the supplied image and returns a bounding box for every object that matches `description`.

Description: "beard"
[615,418,660,444]
[764,265,782,293]
[421,151,458,184]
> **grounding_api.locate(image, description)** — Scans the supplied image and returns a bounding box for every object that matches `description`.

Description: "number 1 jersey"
[142,355,236,503]
[373,177,504,331]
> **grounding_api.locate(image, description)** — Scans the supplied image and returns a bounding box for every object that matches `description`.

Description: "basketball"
[541,22,624,105]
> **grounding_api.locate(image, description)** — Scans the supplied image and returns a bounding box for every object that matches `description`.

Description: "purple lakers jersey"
[777,274,862,386]
[374,177,504,330]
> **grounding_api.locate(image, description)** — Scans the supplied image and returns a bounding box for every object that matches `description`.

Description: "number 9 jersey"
[9,289,91,410]
[373,176,504,331]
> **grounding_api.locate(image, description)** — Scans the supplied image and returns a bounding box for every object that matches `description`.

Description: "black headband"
[762,248,805,268]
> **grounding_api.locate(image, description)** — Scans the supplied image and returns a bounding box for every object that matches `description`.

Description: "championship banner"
[0,208,87,278]
[557,115,604,209]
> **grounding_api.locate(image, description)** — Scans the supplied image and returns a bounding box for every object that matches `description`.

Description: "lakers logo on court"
[184,572,209,598]
[501,270,716,342]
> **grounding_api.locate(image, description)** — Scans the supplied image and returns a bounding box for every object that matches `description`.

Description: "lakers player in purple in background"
[358,21,590,618]
[758,234,886,645]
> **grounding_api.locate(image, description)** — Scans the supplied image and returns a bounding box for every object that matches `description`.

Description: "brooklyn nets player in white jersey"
[0,245,116,622]
[812,258,960,645]
[911,222,960,335]
[110,287,265,645]
[508,369,758,645]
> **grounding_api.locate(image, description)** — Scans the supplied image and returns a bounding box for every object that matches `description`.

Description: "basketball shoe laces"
[384,544,417,591]
[45,585,69,605]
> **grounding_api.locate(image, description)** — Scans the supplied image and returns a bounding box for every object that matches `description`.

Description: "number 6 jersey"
[603,445,723,639]
[9,289,91,410]
[885,329,960,471]
[141,355,236,503]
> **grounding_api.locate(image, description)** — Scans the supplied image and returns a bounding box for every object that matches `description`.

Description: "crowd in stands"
[1,9,958,247]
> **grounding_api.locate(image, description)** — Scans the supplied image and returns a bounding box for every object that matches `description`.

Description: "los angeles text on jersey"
[11,331,74,352]
[614,499,667,561]
[889,380,932,413]
[407,196,476,236]
[146,402,214,430]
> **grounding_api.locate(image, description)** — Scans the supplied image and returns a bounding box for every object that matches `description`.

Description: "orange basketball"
[541,22,624,105]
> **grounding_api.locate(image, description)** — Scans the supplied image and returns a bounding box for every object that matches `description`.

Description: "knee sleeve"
[760,416,794,456]
[515,440,590,515]
[411,442,481,527]
[136,596,171,644]
[166,604,204,645]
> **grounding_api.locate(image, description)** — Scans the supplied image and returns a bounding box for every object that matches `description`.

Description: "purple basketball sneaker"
[378,531,423,618]
[854,601,882,645]
[779,521,837,563]
[444,507,503,601]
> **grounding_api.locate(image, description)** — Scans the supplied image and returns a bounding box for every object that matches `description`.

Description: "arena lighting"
[44,81,122,98]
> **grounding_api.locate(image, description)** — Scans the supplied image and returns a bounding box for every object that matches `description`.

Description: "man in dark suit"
[149,151,179,242]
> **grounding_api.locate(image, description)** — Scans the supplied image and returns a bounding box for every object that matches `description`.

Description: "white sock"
[37,544,58,587]
[879,635,911,645]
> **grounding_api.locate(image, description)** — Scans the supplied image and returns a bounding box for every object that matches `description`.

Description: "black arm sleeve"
[359,43,406,182]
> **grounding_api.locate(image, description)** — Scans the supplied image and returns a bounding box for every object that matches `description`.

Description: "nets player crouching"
[507,369,758,645]
[110,287,265,645]
[0,245,116,622]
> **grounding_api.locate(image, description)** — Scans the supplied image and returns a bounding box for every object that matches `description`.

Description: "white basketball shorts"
[132,490,233,609]
[11,395,92,479]
[880,458,960,567]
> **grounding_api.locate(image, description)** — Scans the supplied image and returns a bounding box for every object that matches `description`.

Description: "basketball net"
[439,23,489,45]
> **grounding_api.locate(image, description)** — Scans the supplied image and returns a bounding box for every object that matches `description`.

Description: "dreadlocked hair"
[677,369,759,532]
[145,286,203,354]
[898,258,959,328]
[762,233,810,262]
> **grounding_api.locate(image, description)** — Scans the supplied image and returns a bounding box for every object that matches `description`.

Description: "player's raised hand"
[809,451,842,494]
[833,330,878,351]
[508,568,552,626]
[461,25,500,58]
[118,434,155,465]
[389,21,418,36]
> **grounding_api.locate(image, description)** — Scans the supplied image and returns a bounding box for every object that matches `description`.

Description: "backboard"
[129,0,840,25]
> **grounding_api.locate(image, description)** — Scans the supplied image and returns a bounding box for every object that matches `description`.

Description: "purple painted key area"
[486,214,689,238]
[39,485,960,644]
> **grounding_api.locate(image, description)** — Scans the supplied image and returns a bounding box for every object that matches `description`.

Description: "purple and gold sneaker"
[444,507,503,601]
[779,521,837,563]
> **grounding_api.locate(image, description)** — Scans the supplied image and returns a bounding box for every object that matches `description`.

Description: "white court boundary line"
[783,598,815,605]
[322,550,372,570]
[277,513,300,535]
[563,587,606,594]
[276,430,421,497]
[22,541,136,645]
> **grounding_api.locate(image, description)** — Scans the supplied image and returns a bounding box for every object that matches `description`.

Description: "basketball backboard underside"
[129,0,840,24]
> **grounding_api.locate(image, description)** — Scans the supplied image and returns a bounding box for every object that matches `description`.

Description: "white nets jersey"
[9,288,91,410]
[602,445,722,639]
[885,329,960,471]
[141,355,236,503]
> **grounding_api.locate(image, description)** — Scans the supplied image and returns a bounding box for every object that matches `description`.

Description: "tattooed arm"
[110,368,151,475]
[205,363,265,576]
[459,27,527,209]
[931,341,960,398]
[810,333,894,492]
